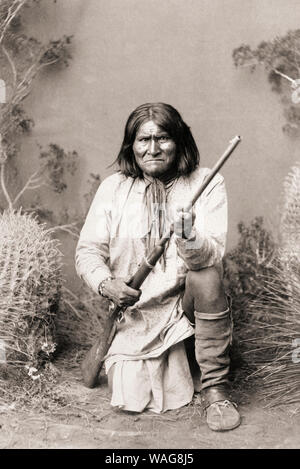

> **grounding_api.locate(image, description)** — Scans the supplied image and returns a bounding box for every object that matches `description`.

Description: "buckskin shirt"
[75,166,227,413]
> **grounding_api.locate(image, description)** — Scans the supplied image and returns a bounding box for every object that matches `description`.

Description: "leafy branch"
[233,29,300,135]
[0,0,73,212]
[0,0,27,46]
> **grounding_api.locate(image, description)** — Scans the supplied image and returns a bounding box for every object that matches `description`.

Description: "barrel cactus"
[280,160,300,265]
[0,210,62,370]
[241,163,300,410]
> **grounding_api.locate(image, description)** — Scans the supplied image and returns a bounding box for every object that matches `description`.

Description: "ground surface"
[0,359,299,450]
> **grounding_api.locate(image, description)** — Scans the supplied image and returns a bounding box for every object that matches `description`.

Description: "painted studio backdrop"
[1,0,300,450]
[4,0,300,276]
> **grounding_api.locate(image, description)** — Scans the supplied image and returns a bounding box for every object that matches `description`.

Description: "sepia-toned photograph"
[0,0,299,452]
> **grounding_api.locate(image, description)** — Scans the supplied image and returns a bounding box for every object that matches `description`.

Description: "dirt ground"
[0,359,299,450]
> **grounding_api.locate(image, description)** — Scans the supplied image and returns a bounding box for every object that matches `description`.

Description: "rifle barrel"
[187,135,241,210]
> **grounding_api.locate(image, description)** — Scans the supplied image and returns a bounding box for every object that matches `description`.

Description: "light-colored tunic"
[75,167,227,413]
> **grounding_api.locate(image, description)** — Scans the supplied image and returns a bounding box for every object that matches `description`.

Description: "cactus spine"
[280,161,300,264]
[0,210,62,368]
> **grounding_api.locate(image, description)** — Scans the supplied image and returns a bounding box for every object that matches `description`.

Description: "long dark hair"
[116,103,200,178]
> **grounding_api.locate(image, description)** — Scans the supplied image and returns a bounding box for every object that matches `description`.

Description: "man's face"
[133,120,177,178]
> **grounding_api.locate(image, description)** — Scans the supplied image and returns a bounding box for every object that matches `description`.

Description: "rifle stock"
[80,136,241,388]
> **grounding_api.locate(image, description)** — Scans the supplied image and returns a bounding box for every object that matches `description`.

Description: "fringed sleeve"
[75,175,117,294]
[175,173,227,270]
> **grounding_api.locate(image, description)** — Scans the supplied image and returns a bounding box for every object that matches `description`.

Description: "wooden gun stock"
[81,136,241,388]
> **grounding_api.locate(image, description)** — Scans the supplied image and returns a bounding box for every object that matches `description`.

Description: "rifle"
[81,135,241,388]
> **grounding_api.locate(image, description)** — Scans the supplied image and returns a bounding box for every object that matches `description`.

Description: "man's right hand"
[101,277,141,308]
